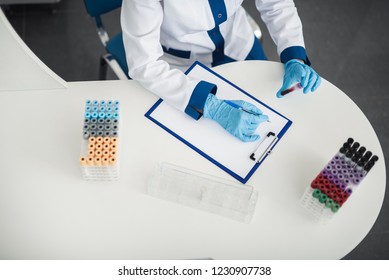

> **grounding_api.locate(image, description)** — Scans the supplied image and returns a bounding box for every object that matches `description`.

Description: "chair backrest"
[84,0,122,17]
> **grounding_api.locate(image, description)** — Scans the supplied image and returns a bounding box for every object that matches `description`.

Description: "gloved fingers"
[245,113,268,126]
[303,70,320,94]
[256,114,269,123]
[245,123,259,134]
[239,133,260,142]
[288,61,307,87]
[244,128,257,137]
[278,60,321,97]
[311,75,322,92]
[277,70,301,98]
[300,67,309,89]
[302,70,314,94]
[241,116,268,138]
[276,89,282,98]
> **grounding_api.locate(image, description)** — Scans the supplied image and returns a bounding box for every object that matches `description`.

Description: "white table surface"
[0,8,66,92]
[0,60,385,260]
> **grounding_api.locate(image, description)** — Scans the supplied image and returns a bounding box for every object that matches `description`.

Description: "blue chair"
[84,0,129,80]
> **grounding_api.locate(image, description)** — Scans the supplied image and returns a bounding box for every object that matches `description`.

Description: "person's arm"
[255,0,321,95]
[255,0,308,64]
[120,0,215,119]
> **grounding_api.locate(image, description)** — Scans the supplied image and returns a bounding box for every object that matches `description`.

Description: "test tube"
[345,150,354,162]
[351,146,366,167]
[109,157,116,165]
[102,157,109,166]
[80,157,87,166]
[350,142,360,153]
[280,83,302,96]
[358,151,372,167]
[364,155,379,173]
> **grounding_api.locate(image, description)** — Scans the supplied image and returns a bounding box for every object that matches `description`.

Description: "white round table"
[0,57,385,259]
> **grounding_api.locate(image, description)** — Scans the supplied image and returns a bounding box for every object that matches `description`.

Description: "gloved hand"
[203,94,269,142]
[277,59,321,98]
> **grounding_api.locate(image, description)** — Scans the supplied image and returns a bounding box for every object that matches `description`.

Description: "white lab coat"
[121,0,307,119]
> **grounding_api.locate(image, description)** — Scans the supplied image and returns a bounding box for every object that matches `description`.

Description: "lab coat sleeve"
[120,0,216,119]
[255,0,310,65]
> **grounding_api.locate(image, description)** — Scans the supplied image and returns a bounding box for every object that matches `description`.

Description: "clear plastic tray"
[148,162,258,223]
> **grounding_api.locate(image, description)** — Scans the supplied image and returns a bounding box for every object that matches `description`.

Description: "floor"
[2,0,388,259]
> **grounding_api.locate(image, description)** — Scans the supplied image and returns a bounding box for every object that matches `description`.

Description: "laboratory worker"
[121,0,321,142]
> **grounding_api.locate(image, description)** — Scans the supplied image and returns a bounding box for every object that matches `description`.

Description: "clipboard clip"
[250,132,278,162]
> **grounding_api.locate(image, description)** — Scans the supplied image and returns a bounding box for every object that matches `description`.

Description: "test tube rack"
[300,138,378,222]
[79,100,120,180]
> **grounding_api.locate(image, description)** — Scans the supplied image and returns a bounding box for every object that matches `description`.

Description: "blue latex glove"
[277,59,321,98]
[203,94,269,142]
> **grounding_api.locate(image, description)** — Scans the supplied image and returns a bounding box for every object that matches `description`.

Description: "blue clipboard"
[145,61,292,184]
